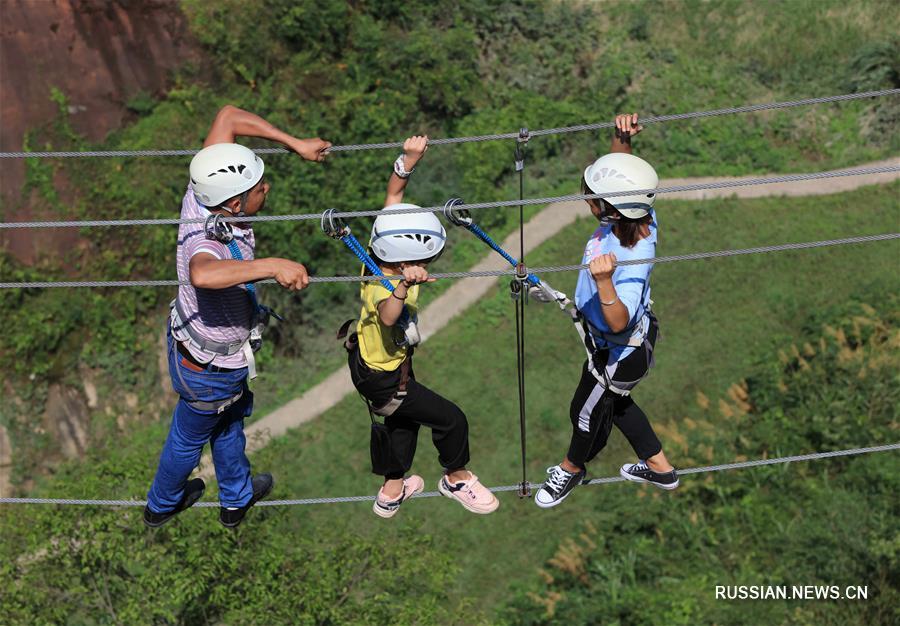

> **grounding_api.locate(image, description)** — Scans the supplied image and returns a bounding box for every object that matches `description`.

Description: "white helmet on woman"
[369,203,447,263]
[189,143,265,207]
[583,153,658,218]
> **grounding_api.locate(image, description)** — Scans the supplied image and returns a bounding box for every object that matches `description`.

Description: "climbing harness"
[337,320,412,419]
[169,213,281,380]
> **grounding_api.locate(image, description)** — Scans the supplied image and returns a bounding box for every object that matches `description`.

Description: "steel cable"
[2,163,897,230]
[2,442,895,507]
[1,233,896,290]
[1,89,896,159]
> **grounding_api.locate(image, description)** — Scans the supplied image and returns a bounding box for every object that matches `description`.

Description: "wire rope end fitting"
[517,481,532,498]
[321,208,349,239]
[442,197,472,227]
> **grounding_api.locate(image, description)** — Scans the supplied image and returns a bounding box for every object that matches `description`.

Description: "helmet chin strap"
[230,189,250,218]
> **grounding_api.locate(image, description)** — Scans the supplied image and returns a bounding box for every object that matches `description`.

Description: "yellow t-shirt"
[356,278,420,372]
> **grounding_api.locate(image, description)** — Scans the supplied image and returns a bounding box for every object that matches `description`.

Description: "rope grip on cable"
[320,208,350,239]
[204,213,235,244]
[442,197,472,227]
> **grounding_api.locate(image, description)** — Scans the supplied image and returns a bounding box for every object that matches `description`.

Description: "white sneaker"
[372,475,424,518]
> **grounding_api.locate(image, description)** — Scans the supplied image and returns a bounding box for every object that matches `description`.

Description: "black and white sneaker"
[534,465,586,509]
[620,461,679,490]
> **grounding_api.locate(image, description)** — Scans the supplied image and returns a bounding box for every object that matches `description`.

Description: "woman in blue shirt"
[535,114,679,508]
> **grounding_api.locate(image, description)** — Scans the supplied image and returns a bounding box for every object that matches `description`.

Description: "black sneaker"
[534,465,586,509]
[143,478,206,528]
[219,473,274,528]
[620,461,680,490]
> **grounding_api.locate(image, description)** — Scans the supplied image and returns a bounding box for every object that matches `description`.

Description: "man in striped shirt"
[144,105,330,528]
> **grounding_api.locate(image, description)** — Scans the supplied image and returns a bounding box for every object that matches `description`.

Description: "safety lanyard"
[224,238,261,313]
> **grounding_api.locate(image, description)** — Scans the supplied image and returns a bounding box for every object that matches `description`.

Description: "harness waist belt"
[186,389,244,414]
[172,298,247,357]
[583,313,648,348]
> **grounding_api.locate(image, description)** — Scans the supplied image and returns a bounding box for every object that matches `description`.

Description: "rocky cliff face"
[0,0,205,262]
[0,0,205,488]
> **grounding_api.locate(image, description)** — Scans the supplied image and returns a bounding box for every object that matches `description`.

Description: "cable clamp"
[509,262,528,301]
[442,197,472,227]
[321,208,349,239]
[514,127,529,172]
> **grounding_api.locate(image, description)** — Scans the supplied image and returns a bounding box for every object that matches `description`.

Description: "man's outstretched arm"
[204,105,331,161]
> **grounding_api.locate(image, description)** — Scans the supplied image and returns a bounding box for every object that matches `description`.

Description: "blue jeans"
[146,328,254,512]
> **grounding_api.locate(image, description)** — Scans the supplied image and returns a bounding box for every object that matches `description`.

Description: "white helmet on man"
[583,153,658,219]
[189,143,265,207]
[369,203,447,263]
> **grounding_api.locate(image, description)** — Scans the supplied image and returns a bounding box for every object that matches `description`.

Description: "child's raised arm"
[384,135,429,206]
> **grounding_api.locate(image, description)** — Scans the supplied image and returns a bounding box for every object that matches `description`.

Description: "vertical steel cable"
[514,132,530,497]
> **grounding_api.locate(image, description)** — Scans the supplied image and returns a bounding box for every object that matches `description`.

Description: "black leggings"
[567,337,662,468]
[348,350,470,479]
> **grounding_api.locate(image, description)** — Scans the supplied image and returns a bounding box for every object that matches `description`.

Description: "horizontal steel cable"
[1,89,897,158]
[2,163,898,230]
[1,233,896,290]
[1,442,896,507]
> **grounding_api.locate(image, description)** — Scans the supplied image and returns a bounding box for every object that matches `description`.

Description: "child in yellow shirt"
[347,136,499,518]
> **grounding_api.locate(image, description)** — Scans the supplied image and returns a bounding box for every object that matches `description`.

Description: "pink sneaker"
[373,475,424,518]
[438,472,499,514]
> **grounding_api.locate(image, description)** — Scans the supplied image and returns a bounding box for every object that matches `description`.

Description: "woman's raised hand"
[614,113,643,141]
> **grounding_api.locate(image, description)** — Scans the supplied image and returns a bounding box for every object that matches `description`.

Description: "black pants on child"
[567,321,662,468]
[348,349,470,480]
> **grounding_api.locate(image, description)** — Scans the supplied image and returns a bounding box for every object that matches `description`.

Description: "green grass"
[6,183,897,624]
[239,182,900,615]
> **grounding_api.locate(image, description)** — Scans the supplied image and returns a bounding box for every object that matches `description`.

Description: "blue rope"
[466,223,540,286]
[339,234,396,291]
[225,240,261,311]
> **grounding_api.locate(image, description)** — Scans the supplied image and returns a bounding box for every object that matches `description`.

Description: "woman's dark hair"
[612,211,652,248]
[581,177,651,249]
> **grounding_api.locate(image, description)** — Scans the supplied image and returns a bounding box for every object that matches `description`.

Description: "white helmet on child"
[583,153,658,218]
[369,203,447,263]
[189,143,265,207]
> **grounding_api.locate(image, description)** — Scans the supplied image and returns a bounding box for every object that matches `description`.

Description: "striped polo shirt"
[175,184,255,369]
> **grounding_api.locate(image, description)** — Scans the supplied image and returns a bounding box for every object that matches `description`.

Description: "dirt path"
[196,158,899,479]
